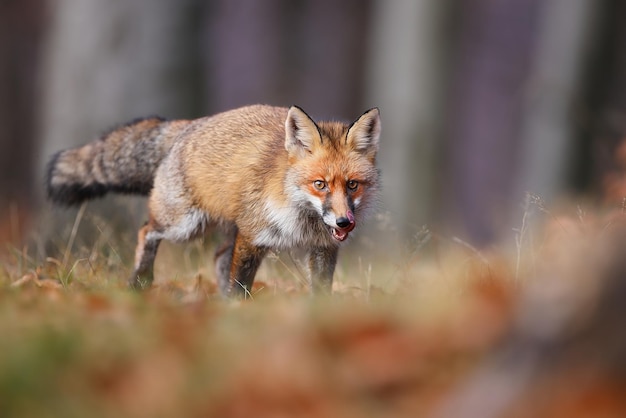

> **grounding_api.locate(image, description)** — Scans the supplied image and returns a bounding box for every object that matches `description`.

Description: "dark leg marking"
[307,246,339,295]
[128,222,162,290]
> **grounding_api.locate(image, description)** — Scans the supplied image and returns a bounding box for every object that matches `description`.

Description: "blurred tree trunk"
[37,0,202,254]
[202,0,283,113]
[0,1,48,246]
[297,0,371,120]
[514,0,597,207]
[204,0,371,121]
[580,0,626,199]
[365,0,447,246]
[440,0,542,245]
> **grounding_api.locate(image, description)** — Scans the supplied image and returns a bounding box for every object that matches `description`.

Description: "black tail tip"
[47,183,108,206]
[45,151,106,206]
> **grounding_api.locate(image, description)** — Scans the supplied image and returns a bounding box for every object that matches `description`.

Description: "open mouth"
[330,223,355,242]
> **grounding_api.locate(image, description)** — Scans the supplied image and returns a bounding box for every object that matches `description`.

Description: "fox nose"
[336,217,352,228]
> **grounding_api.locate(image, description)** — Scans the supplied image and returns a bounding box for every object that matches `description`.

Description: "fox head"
[284,106,381,243]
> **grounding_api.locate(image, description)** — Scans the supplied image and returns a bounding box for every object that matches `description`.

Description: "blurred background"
[1,0,625,254]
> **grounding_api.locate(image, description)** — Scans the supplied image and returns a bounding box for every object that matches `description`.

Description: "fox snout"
[336,218,351,228]
[327,209,356,242]
[336,210,355,230]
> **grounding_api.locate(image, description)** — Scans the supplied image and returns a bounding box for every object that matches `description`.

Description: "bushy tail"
[46,117,177,205]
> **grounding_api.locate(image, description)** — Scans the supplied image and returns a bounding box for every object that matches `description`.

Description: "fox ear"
[346,108,381,157]
[285,106,322,157]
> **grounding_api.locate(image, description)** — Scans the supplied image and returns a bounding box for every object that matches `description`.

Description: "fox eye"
[313,180,327,190]
[347,180,359,191]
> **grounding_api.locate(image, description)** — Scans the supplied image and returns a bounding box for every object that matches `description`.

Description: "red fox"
[46,105,381,297]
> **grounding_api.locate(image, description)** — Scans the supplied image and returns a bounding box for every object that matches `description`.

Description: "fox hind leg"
[128,222,162,290]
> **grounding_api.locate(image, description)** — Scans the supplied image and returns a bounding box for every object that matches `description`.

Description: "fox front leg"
[216,231,267,298]
[215,229,236,296]
[307,246,339,295]
[128,222,162,290]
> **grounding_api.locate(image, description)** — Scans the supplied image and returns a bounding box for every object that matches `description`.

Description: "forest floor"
[1,200,626,418]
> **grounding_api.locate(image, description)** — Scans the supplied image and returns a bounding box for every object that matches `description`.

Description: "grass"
[1,200,626,417]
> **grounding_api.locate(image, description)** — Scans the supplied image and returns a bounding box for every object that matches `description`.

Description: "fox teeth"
[332,228,349,241]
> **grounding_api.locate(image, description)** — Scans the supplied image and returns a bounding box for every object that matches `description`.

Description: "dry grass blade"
[62,201,87,269]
